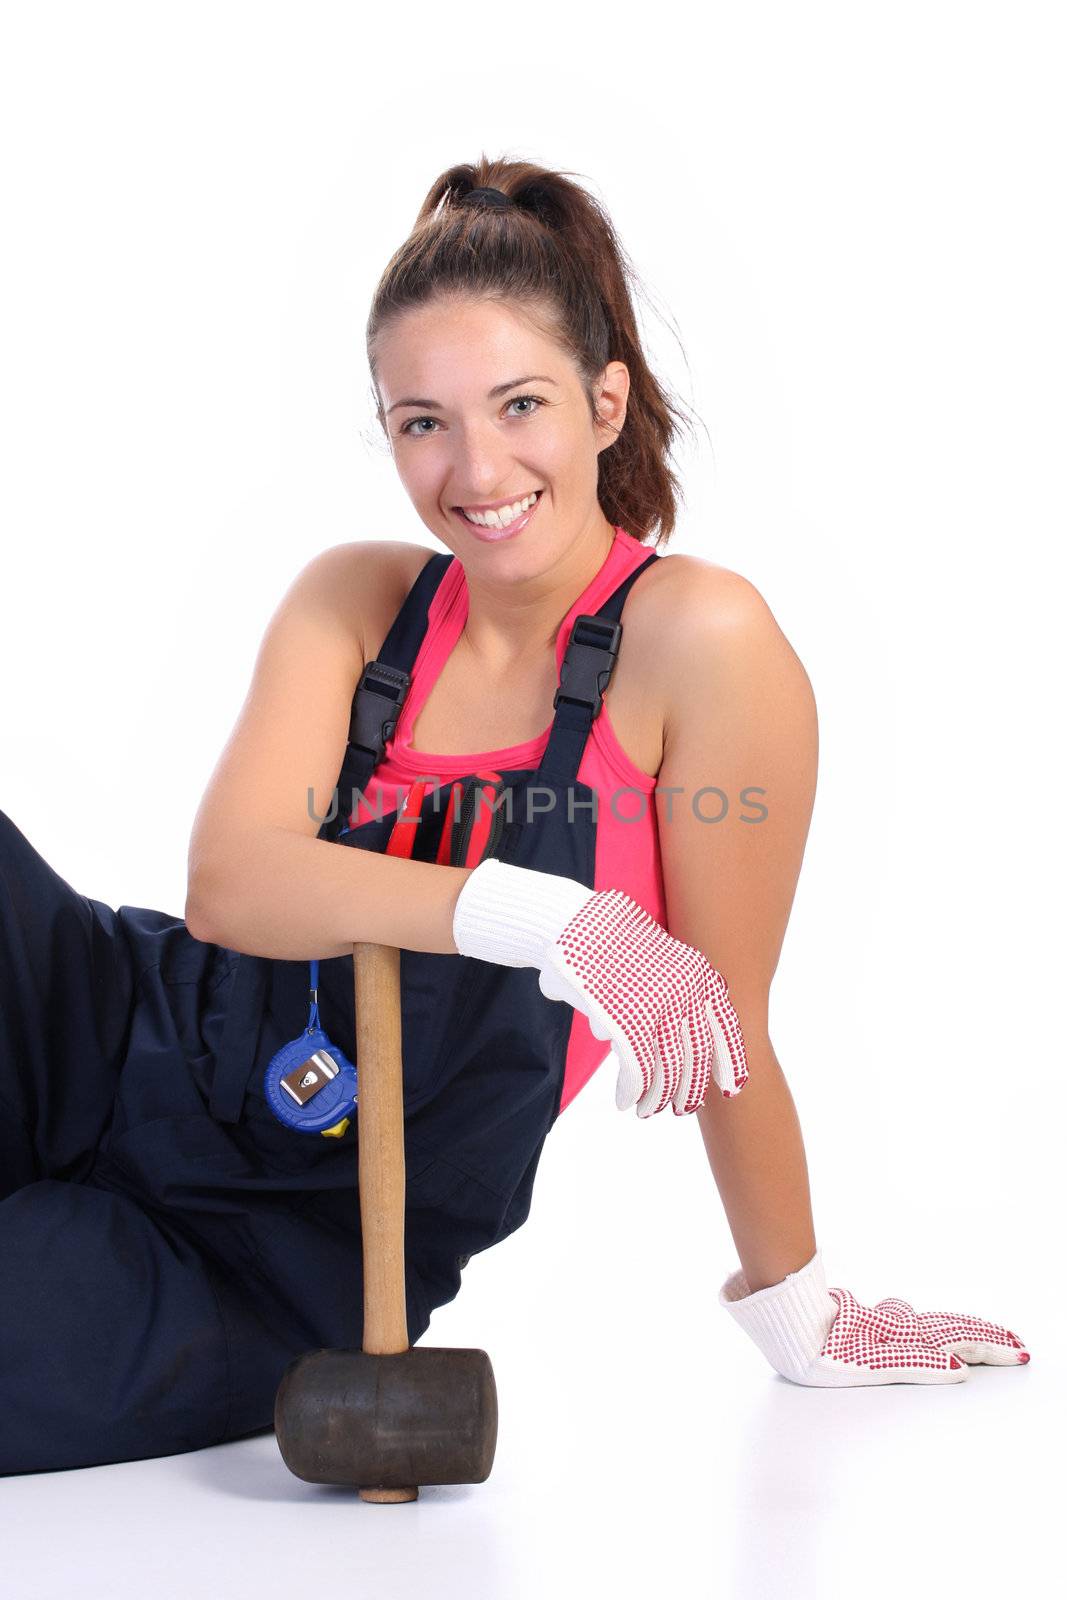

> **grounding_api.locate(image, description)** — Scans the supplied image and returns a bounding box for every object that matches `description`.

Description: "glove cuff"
[452,857,596,969]
[718,1247,839,1383]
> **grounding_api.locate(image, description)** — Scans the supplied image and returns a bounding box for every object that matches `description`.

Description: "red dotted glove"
[538,887,749,1115]
[452,858,749,1116]
[719,1248,1031,1385]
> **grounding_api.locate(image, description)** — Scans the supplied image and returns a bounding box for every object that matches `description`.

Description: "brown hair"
[365,155,703,549]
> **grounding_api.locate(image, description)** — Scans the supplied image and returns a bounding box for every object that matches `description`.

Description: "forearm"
[186,826,475,960]
[696,1031,817,1293]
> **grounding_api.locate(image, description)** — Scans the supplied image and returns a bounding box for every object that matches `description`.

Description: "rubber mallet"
[273,791,499,1501]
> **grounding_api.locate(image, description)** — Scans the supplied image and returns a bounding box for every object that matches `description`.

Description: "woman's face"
[375,296,629,563]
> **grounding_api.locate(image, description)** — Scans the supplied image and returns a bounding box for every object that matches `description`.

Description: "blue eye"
[399,393,546,437]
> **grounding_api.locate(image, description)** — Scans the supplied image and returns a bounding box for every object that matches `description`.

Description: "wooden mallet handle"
[351,784,428,1504]
[353,939,414,1503]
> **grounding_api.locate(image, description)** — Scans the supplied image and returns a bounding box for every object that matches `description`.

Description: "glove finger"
[614,1028,655,1114]
[651,1013,685,1117]
[915,1313,1030,1365]
[633,1024,671,1118]
[938,1338,1031,1366]
[537,951,591,1013]
[705,984,749,1097]
[538,954,612,1041]
[672,1013,707,1115]
[807,1338,970,1386]
[537,964,573,1005]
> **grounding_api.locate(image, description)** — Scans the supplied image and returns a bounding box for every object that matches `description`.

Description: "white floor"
[1,1075,1055,1600]
[1,1260,1052,1600]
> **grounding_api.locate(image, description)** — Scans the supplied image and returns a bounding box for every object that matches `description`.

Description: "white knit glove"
[718,1248,1031,1386]
[451,856,749,1116]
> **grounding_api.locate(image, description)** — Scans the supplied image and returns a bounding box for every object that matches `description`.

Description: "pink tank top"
[353,525,667,1114]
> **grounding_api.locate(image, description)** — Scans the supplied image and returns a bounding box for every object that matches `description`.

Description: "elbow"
[184,884,218,946]
[184,858,232,947]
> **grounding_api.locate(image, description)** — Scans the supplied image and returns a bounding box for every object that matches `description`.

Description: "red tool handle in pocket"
[434,770,506,868]
[384,779,429,860]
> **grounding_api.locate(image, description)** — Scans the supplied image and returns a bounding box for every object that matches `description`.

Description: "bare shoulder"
[285,538,435,664]
[640,551,785,638]
[354,539,437,658]
[358,537,438,589]
[652,550,809,675]
[307,537,433,594]
[635,552,816,739]
[279,537,428,604]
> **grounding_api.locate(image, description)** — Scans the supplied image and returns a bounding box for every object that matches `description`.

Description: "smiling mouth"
[454,490,543,528]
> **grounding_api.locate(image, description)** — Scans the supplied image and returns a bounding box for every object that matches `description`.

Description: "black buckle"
[349,660,411,759]
[552,614,623,718]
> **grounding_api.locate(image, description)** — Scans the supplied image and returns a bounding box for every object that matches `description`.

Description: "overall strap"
[537,549,661,787]
[318,551,453,842]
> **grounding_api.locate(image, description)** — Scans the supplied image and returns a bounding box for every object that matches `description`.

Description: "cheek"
[396,457,439,497]
[532,437,578,483]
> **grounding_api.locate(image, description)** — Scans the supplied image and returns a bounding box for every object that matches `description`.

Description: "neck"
[459,512,617,669]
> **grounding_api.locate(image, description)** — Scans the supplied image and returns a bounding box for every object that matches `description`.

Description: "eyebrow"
[386,375,559,416]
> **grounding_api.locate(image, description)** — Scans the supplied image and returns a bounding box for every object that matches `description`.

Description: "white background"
[1,3,1062,1597]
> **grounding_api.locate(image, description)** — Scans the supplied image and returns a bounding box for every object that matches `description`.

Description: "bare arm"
[188,828,473,959]
[653,559,821,1291]
[184,541,474,959]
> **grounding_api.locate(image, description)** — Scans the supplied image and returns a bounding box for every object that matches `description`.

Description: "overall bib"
[0,541,660,1475]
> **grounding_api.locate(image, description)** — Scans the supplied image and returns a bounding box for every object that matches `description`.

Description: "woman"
[0,158,1028,1477]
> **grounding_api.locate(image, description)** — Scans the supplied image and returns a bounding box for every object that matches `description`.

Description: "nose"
[447,423,526,501]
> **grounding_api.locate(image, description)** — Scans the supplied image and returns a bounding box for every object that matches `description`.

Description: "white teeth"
[460,491,539,528]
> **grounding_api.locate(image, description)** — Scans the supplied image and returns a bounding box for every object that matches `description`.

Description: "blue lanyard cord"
[307,958,321,1032]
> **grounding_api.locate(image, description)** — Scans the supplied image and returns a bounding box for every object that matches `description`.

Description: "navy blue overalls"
[0,543,660,1475]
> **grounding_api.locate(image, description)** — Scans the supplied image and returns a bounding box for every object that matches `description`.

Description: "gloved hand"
[718,1247,1031,1386]
[451,856,749,1116]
